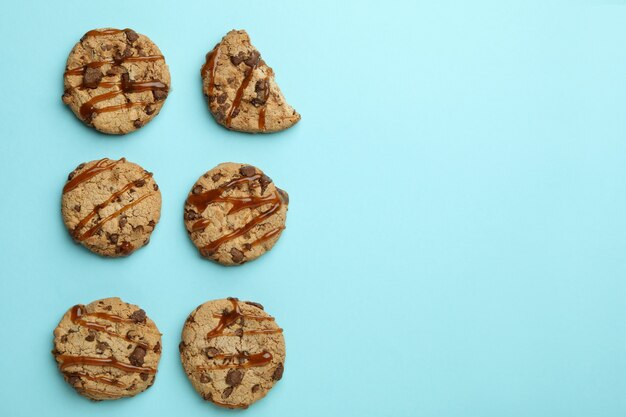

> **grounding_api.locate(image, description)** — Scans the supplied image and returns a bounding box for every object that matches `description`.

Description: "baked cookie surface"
[184,162,289,265]
[201,29,300,133]
[61,158,161,257]
[52,297,162,401]
[180,298,285,409]
[63,28,170,134]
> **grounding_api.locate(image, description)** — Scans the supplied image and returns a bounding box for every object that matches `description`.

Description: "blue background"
[0,0,625,416]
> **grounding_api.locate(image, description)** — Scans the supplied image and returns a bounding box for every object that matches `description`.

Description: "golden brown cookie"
[62,28,171,134]
[180,298,286,409]
[52,297,162,401]
[61,158,161,257]
[184,162,289,265]
[201,29,300,133]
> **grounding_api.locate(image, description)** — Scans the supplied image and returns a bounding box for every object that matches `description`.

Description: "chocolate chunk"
[244,50,261,67]
[200,374,212,383]
[129,346,146,367]
[118,214,128,228]
[148,220,156,227]
[217,93,228,104]
[225,369,243,386]
[83,67,103,89]
[108,233,119,244]
[145,105,156,115]
[96,341,109,353]
[67,374,81,386]
[272,363,284,381]
[185,210,200,221]
[211,173,222,182]
[231,108,240,119]
[259,174,272,193]
[129,309,146,323]
[244,301,264,310]
[192,185,203,195]
[77,163,86,170]
[125,29,139,43]
[85,330,96,342]
[251,384,261,393]
[153,89,168,101]
[230,52,245,66]
[60,334,68,343]
[133,120,143,129]
[239,165,256,177]
[222,386,234,399]
[230,247,244,263]
[153,183,159,191]
[73,204,81,212]
[205,347,220,359]
[140,372,149,381]
[67,171,75,181]
[114,46,132,62]
[277,188,289,204]
[152,341,161,354]
[134,179,146,187]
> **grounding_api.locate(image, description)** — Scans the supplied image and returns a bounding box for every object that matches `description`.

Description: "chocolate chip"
[225,369,243,386]
[114,46,132,62]
[244,301,264,310]
[272,363,284,381]
[251,384,261,393]
[231,108,240,119]
[67,171,75,181]
[205,347,220,359]
[244,50,261,67]
[129,309,146,323]
[211,173,222,182]
[259,174,272,193]
[185,210,200,220]
[119,215,128,228]
[129,346,146,367]
[148,220,156,227]
[145,105,156,115]
[73,204,81,212]
[125,29,139,43]
[152,341,161,354]
[140,372,149,381]
[67,374,81,386]
[133,120,143,129]
[200,374,211,383]
[108,233,119,244]
[277,188,289,204]
[153,183,159,191]
[60,334,68,343]
[83,66,103,89]
[230,52,245,66]
[96,341,109,353]
[217,93,228,104]
[118,241,134,255]
[134,179,146,187]
[153,90,168,101]
[192,185,203,194]
[230,248,244,263]
[239,165,256,177]
[77,163,85,170]
[222,386,234,399]
[85,330,96,342]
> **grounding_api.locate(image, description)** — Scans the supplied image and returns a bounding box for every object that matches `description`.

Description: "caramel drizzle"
[246,227,283,251]
[72,172,152,237]
[78,193,153,241]
[57,355,155,374]
[63,158,124,194]
[225,63,258,127]
[65,55,164,76]
[83,28,124,38]
[187,174,283,255]
[67,372,125,388]
[258,106,267,130]
[201,45,220,97]
[197,351,273,371]
[206,299,280,340]
[70,305,149,349]
[79,79,168,120]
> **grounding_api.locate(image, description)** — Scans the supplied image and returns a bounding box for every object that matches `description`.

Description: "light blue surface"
[0,0,625,416]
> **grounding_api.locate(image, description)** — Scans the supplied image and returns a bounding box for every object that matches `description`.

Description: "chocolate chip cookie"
[184,163,289,265]
[63,28,170,134]
[52,297,162,401]
[201,29,300,133]
[61,158,161,257]
[180,298,285,409]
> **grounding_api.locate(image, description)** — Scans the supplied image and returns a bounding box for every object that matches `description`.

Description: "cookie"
[61,158,161,257]
[184,163,289,265]
[52,297,162,401]
[62,28,171,134]
[201,29,300,133]
[180,298,286,409]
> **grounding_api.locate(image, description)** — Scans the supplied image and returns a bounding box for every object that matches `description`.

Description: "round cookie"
[180,298,286,409]
[62,28,170,134]
[52,297,162,401]
[184,162,289,265]
[201,29,300,133]
[61,158,161,257]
